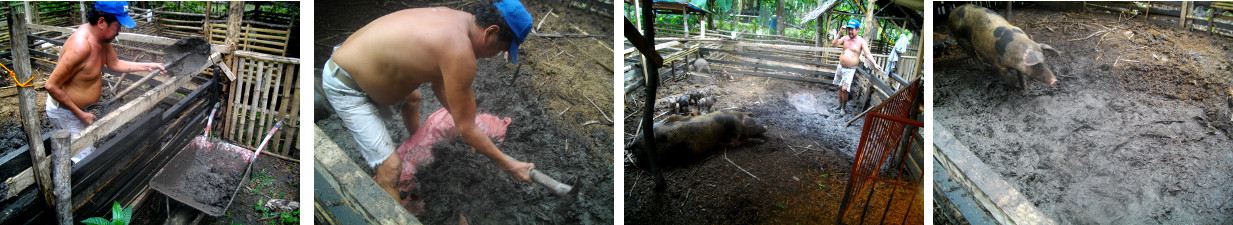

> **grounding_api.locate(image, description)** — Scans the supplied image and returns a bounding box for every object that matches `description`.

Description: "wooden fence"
[224,50,300,157]
[208,22,291,56]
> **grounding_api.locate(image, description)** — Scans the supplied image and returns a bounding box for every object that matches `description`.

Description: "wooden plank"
[156,17,204,25]
[227,57,247,141]
[280,66,299,156]
[934,124,1057,225]
[159,24,204,31]
[245,59,264,145]
[275,62,293,155]
[235,50,298,64]
[702,47,837,68]
[315,126,422,224]
[260,61,281,151]
[707,58,832,77]
[233,58,248,143]
[855,68,893,99]
[723,68,834,84]
[70,53,219,156]
[26,23,230,54]
[2,169,34,200]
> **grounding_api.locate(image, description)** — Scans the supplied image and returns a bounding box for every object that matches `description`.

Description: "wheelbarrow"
[149,102,285,216]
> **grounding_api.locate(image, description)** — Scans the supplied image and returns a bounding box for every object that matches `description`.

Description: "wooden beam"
[70,53,220,156]
[723,68,834,84]
[934,124,1057,225]
[26,23,230,54]
[50,130,71,225]
[9,10,54,207]
[314,126,421,224]
[702,47,837,68]
[707,58,832,77]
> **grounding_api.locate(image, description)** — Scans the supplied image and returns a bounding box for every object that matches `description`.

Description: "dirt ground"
[934,3,1233,224]
[622,59,922,223]
[315,0,614,223]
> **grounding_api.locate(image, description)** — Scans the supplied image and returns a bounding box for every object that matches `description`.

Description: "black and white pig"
[949,4,1061,89]
[629,111,768,168]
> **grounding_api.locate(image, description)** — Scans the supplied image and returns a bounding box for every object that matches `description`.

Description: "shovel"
[85,37,211,113]
[508,156,579,199]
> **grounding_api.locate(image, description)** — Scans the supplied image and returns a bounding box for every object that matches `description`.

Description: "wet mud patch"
[624,66,896,223]
[935,3,1233,223]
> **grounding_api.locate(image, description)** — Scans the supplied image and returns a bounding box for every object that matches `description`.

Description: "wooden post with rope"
[9,10,54,207]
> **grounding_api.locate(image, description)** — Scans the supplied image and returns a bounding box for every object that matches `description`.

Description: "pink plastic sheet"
[393,108,511,215]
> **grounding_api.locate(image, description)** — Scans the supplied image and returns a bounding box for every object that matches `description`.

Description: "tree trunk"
[776,0,785,35]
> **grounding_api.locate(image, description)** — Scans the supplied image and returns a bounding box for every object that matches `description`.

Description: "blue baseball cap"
[95,1,135,28]
[846,19,860,29]
[493,0,532,64]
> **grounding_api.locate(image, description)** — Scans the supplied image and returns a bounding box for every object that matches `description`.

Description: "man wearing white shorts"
[830,19,883,114]
[322,0,536,201]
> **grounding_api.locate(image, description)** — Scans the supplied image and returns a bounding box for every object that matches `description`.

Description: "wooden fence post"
[9,9,53,207]
[223,1,243,140]
[51,130,72,225]
[79,1,86,24]
[203,1,212,37]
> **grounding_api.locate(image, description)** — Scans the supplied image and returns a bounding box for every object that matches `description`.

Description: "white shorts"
[834,65,857,90]
[322,57,396,168]
[45,96,94,163]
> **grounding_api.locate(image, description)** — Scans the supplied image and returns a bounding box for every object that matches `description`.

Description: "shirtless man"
[322,0,534,200]
[45,1,164,161]
[830,19,883,114]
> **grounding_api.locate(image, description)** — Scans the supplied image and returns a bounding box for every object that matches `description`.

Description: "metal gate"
[836,78,923,224]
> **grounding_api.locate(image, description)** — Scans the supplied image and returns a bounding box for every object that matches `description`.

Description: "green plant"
[254,199,299,225]
[81,201,133,225]
[773,202,788,209]
[278,210,299,224]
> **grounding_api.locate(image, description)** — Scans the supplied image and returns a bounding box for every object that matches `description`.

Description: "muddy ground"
[935,3,1233,224]
[315,0,614,223]
[622,57,922,223]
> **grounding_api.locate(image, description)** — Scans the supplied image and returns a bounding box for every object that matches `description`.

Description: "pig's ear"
[1023,49,1044,66]
[1039,43,1061,55]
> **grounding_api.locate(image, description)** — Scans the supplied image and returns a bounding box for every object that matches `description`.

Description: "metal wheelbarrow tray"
[149,136,256,216]
[149,103,284,216]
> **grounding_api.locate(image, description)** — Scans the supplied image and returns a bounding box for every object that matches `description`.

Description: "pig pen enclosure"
[313,0,614,224]
[622,0,924,224]
[0,2,302,224]
[934,1,1233,224]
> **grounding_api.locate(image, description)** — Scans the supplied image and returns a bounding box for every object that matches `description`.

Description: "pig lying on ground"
[629,111,768,168]
[948,4,1061,89]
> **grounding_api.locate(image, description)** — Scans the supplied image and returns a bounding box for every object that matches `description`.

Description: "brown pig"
[948,4,1061,88]
[629,111,767,168]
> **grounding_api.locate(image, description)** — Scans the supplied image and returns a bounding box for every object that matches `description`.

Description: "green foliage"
[626,0,912,42]
[81,202,133,225]
[254,199,299,225]
[248,168,275,195]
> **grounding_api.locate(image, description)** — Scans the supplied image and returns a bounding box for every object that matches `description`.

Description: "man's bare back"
[331,7,485,105]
